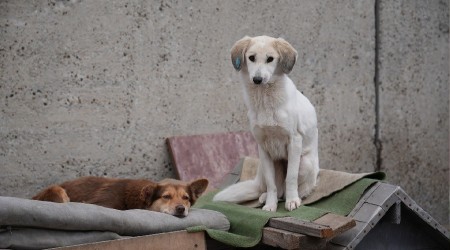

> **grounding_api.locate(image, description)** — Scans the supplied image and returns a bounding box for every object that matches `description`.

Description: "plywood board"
[50,231,205,250]
[268,213,356,239]
[167,131,258,188]
[262,227,326,250]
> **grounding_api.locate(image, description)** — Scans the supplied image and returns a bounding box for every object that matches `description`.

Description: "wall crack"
[374,0,382,172]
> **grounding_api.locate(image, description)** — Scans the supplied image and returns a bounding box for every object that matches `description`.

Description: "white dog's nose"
[253,76,263,84]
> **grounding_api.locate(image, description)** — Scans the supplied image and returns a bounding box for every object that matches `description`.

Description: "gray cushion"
[0,196,229,249]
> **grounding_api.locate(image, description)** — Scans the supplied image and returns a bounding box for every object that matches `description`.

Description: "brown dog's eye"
[266,56,274,63]
[162,194,171,199]
[249,55,255,62]
[182,195,189,200]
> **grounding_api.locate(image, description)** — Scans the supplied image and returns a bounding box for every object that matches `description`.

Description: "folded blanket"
[191,169,385,247]
[0,197,230,249]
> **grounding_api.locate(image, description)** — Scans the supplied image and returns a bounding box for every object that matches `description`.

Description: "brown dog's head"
[142,178,208,217]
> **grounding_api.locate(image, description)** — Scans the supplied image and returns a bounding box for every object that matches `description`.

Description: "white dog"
[213,35,319,212]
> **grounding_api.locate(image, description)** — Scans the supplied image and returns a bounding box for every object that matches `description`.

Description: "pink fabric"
[167,131,258,188]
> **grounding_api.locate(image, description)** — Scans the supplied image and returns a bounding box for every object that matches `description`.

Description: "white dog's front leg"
[259,147,278,212]
[285,136,302,211]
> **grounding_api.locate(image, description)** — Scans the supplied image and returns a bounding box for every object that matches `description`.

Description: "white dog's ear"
[231,36,251,71]
[273,38,298,74]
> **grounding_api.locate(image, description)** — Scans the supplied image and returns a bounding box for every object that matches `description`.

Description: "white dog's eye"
[249,55,255,62]
[266,56,274,63]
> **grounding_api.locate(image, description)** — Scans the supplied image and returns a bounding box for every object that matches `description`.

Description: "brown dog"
[33,176,209,217]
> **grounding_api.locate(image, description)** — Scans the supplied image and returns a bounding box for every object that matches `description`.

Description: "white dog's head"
[231,35,297,85]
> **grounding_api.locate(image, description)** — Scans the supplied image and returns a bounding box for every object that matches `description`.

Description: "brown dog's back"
[33,176,156,210]
[33,176,208,216]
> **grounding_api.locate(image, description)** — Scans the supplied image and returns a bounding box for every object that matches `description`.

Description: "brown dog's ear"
[189,178,209,204]
[140,183,157,205]
[231,36,252,71]
[273,38,297,74]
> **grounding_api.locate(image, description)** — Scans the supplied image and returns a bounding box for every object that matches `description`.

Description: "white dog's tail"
[213,179,262,203]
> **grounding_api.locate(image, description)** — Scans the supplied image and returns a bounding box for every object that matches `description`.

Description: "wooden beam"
[268,217,333,238]
[268,213,356,239]
[314,213,356,238]
[50,231,206,250]
[262,227,326,250]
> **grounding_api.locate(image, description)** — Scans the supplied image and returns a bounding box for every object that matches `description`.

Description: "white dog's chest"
[253,125,290,160]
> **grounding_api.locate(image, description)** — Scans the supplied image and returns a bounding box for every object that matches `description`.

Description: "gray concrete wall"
[0,0,447,226]
[378,0,449,226]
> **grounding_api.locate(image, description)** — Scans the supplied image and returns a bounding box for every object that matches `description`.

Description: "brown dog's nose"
[253,76,263,84]
[175,205,185,215]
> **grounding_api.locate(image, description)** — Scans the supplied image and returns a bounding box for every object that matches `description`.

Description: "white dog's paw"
[262,203,277,212]
[285,197,301,211]
[258,193,267,204]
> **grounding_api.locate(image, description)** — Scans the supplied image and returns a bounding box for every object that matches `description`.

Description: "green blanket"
[189,172,385,247]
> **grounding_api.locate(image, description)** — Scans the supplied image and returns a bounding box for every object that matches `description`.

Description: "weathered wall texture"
[378,0,449,226]
[0,0,447,225]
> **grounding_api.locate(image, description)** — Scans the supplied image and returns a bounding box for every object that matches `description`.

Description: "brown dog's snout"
[175,205,185,216]
[253,76,263,84]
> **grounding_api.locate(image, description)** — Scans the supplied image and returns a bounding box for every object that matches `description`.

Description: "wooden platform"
[48,215,354,250]
[50,231,206,250]
[166,132,357,249]
[263,213,356,249]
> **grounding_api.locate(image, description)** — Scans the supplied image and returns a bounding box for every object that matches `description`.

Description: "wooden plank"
[263,227,302,249]
[268,213,356,239]
[351,202,385,226]
[262,227,326,250]
[268,217,333,238]
[330,220,370,247]
[314,213,356,238]
[50,231,206,250]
